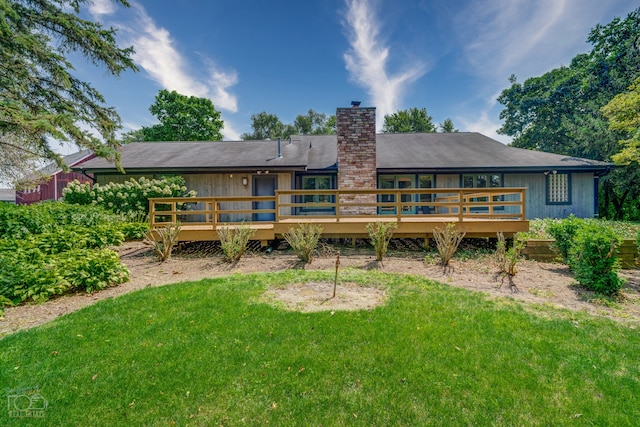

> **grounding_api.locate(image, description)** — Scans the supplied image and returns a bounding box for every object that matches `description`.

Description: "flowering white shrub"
[63,176,196,215]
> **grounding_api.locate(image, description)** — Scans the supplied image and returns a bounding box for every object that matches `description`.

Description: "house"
[16,150,95,205]
[75,104,611,220]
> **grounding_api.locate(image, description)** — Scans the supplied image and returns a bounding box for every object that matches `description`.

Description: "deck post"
[458,189,464,222]
[149,200,156,229]
[336,191,341,221]
[172,201,177,224]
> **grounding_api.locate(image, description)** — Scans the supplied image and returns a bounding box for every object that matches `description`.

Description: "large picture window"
[546,172,571,204]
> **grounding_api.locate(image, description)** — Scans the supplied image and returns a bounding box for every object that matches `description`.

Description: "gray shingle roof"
[77,140,310,172]
[375,132,611,172]
[74,133,611,173]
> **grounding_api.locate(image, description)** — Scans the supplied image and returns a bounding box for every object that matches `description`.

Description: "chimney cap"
[351,101,361,108]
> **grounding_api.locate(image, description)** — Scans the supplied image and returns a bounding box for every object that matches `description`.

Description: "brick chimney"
[336,103,377,214]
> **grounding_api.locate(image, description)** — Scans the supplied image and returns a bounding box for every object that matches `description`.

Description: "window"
[546,172,571,204]
[378,175,416,214]
[301,175,333,203]
[462,174,501,189]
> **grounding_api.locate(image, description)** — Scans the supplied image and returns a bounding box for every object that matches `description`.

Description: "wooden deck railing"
[149,187,526,229]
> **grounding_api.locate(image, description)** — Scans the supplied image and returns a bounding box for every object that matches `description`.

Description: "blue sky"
[73,0,638,148]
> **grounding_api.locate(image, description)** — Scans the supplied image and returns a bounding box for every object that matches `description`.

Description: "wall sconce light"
[229,174,233,178]
[544,170,558,176]
[242,177,248,186]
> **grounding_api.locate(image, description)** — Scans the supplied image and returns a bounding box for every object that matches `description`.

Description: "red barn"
[16,150,95,205]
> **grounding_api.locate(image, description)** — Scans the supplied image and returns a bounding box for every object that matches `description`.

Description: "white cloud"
[343,0,426,127]
[109,3,240,139]
[88,0,116,17]
[454,0,633,83]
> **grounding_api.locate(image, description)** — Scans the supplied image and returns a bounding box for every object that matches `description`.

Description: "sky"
[67,0,639,150]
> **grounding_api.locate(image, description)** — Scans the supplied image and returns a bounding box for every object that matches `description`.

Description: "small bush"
[284,223,323,264]
[496,232,526,277]
[120,221,150,241]
[568,222,624,296]
[218,224,256,263]
[145,223,182,262]
[433,223,466,267]
[547,215,585,261]
[54,249,130,293]
[366,221,398,263]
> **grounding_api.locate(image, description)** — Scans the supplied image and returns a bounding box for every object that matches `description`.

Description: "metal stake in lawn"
[332,250,340,298]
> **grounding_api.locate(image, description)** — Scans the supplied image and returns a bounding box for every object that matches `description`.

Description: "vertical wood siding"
[504,172,595,219]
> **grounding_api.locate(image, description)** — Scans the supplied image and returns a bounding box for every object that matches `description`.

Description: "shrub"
[547,215,585,261]
[366,221,398,263]
[145,223,182,262]
[62,176,196,216]
[218,224,256,263]
[0,245,71,304]
[568,222,624,296]
[54,249,130,293]
[433,223,466,267]
[120,221,150,241]
[0,202,119,239]
[496,232,526,277]
[284,223,323,264]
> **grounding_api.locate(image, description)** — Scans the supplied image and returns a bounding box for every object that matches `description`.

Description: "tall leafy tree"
[241,109,335,140]
[0,0,137,182]
[382,108,436,133]
[293,109,336,135]
[601,77,640,165]
[129,90,224,141]
[497,7,640,219]
[241,112,290,140]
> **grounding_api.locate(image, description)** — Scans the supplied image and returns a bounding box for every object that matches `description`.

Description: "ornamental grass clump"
[366,221,398,264]
[568,222,624,296]
[218,224,256,263]
[433,223,466,268]
[284,223,323,264]
[145,222,182,262]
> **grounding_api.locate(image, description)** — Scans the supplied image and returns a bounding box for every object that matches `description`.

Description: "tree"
[241,109,336,140]
[0,0,137,183]
[439,118,458,133]
[293,109,336,135]
[497,7,640,219]
[241,112,289,140]
[382,108,436,133]
[601,77,640,165]
[132,90,224,141]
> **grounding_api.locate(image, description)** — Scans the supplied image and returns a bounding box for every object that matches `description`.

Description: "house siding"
[504,172,595,219]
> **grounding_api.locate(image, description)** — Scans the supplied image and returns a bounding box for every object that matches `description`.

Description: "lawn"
[1,270,639,426]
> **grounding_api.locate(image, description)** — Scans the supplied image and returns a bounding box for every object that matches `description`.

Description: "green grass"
[1,270,639,426]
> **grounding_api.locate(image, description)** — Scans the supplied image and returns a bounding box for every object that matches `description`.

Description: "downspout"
[80,169,97,184]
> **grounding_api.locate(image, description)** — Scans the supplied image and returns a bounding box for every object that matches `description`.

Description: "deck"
[149,188,529,244]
